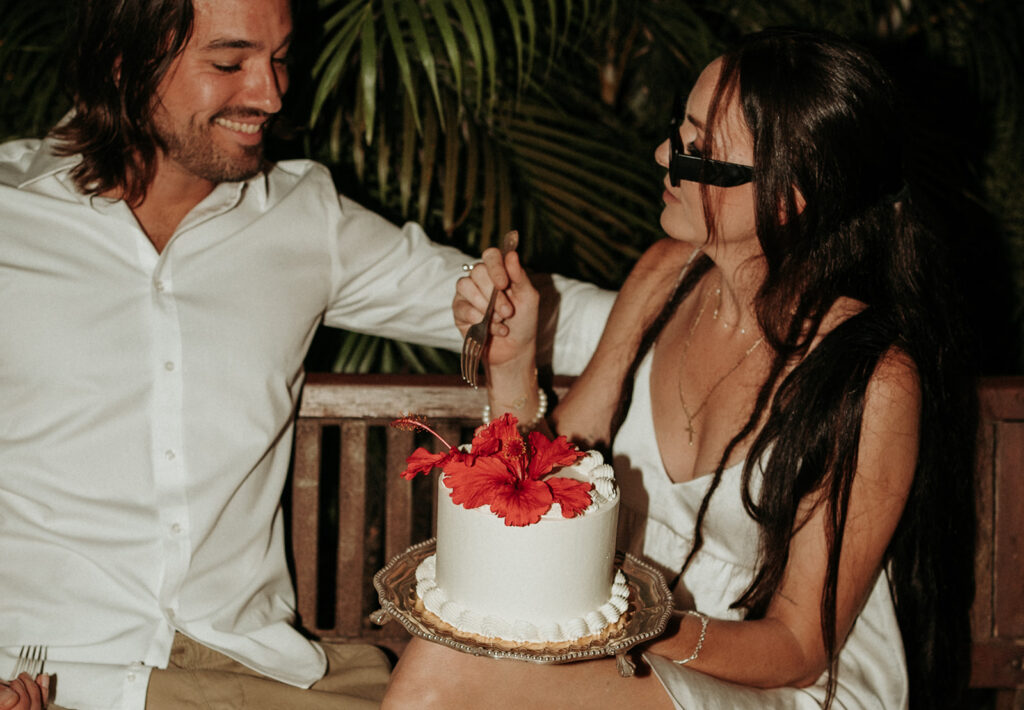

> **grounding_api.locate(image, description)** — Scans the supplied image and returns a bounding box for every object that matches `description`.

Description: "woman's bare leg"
[382,638,676,710]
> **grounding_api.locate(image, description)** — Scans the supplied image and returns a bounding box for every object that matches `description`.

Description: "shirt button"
[164,361,175,371]
[165,449,176,461]
[171,523,182,534]
[154,280,165,292]
[126,672,136,682]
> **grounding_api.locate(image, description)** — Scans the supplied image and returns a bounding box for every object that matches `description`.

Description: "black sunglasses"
[668,115,754,188]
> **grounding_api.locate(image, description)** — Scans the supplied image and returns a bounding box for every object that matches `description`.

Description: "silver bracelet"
[672,610,709,665]
[483,387,548,430]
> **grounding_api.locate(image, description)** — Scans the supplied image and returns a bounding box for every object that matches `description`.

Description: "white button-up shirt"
[0,138,615,710]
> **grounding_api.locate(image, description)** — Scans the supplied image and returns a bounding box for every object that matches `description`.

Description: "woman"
[384,29,975,709]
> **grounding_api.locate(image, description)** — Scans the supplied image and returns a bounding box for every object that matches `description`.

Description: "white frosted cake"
[415,450,629,645]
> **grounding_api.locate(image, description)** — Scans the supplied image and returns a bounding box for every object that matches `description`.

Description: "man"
[0,0,614,708]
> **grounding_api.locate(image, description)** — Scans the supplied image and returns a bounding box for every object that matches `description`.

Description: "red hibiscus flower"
[398,444,465,481]
[392,413,592,526]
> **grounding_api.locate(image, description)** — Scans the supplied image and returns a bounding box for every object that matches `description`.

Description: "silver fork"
[12,645,46,679]
[460,230,519,388]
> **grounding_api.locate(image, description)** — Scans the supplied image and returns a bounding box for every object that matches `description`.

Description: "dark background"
[2,0,1021,375]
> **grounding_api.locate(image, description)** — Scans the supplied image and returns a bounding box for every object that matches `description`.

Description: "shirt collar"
[17,135,272,208]
[17,136,82,190]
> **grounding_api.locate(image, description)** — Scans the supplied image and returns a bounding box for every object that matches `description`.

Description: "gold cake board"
[371,538,673,677]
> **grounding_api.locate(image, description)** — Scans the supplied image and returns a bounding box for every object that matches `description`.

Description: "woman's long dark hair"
[50,0,195,205]
[635,29,975,709]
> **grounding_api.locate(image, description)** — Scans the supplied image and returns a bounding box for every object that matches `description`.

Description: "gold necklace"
[677,289,764,446]
[711,287,749,334]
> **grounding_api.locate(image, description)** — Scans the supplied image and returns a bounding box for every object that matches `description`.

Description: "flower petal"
[547,477,594,518]
[401,447,452,480]
[444,457,515,509]
[489,478,554,527]
[526,431,585,479]
[470,412,520,458]
[469,427,501,458]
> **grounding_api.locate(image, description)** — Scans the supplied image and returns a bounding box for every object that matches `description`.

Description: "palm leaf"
[426,0,464,95]
[297,0,1024,372]
[446,0,486,106]
[399,0,444,121]
[4,0,1022,373]
[0,0,68,140]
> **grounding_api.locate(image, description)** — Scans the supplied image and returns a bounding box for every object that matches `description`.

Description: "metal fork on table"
[460,230,519,388]
[11,644,46,679]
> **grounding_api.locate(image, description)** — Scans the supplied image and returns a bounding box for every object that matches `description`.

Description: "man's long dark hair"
[631,29,975,708]
[51,0,195,205]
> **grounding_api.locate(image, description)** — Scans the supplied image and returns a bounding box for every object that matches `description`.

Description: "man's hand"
[0,673,49,710]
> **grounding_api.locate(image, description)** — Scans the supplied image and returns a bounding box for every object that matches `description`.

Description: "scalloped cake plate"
[371,538,673,677]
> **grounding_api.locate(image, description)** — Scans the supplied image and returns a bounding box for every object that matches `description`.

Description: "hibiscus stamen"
[390,415,453,450]
[503,436,527,474]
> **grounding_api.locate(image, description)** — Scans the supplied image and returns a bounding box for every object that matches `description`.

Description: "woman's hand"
[453,245,539,372]
[0,673,49,710]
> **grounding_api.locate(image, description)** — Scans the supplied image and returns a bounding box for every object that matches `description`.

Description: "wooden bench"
[973,378,1024,708]
[288,373,1024,705]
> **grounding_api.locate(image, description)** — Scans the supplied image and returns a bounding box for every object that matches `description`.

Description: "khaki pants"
[144,633,391,710]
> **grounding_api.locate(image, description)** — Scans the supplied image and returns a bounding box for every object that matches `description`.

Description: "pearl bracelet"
[672,610,709,665]
[482,387,548,430]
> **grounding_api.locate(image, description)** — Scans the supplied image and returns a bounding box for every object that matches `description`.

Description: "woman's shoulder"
[816,296,866,341]
[636,238,700,273]
[810,297,921,400]
[554,241,699,444]
[608,240,702,329]
[620,239,700,297]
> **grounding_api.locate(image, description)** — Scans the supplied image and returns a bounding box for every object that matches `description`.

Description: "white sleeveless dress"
[613,349,909,709]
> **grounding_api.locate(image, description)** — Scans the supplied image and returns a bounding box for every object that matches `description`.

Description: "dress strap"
[609,247,712,443]
[680,246,703,279]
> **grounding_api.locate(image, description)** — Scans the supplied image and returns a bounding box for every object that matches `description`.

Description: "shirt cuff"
[547,274,616,376]
[39,659,152,710]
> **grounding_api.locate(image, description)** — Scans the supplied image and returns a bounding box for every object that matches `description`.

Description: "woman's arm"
[453,238,697,435]
[645,347,921,687]
[554,239,697,446]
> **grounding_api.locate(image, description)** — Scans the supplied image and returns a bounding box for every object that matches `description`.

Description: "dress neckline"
[637,348,746,488]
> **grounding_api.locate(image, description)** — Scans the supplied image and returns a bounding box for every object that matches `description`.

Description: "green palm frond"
[0,0,69,140]
[304,0,1024,373]
[2,0,1021,373]
[500,103,654,262]
[312,0,562,139]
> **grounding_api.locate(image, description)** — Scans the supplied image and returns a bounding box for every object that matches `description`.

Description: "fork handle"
[480,283,500,326]
[480,230,517,338]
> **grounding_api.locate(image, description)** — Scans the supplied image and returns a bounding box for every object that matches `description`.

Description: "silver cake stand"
[371,538,673,677]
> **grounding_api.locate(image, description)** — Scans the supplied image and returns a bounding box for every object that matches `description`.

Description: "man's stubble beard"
[156,113,267,184]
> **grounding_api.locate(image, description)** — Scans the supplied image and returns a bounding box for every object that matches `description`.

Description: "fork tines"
[460,336,483,387]
[13,645,46,678]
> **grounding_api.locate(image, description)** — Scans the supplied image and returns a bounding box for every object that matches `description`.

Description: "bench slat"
[336,421,368,637]
[291,419,322,633]
[994,421,1024,638]
[385,428,415,562]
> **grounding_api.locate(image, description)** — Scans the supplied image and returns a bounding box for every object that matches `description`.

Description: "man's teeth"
[215,118,262,134]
